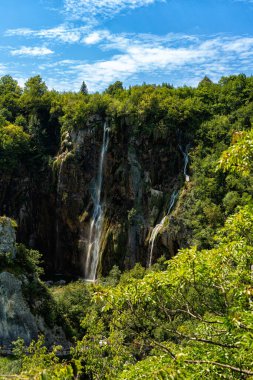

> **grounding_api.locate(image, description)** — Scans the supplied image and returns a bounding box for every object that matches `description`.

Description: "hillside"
[0,74,253,379]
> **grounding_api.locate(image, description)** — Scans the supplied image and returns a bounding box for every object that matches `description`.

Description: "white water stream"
[148,190,178,267]
[179,145,190,182]
[84,122,110,281]
[55,158,64,270]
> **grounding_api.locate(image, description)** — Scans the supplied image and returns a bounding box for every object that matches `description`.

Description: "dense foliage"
[0,74,253,378]
[1,73,253,244]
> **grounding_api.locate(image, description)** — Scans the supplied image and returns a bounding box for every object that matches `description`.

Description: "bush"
[0,123,30,171]
[15,244,44,276]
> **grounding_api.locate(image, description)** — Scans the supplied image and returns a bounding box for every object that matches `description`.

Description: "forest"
[0,73,253,379]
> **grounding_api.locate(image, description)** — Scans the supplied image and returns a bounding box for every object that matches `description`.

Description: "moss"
[79,210,89,223]
[52,151,75,175]
[0,215,17,228]
[127,208,137,223]
[99,217,128,276]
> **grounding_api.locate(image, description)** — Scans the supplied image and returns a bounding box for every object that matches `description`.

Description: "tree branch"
[169,329,238,349]
[185,360,253,376]
[163,306,223,324]
[149,340,176,360]
[148,340,253,376]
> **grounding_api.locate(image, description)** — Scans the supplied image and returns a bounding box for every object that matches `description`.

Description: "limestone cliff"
[0,217,68,347]
[0,271,38,345]
[52,116,187,277]
[0,117,189,277]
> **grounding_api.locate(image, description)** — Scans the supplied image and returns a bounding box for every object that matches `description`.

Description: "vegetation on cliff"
[0,73,253,378]
[1,73,253,252]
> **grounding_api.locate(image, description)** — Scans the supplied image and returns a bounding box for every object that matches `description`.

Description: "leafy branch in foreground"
[219,129,253,176]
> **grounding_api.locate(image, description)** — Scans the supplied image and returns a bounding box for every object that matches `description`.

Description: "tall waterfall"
[148,190,178,267]
[84,122,110,281]
[179,145,190,182]
[55,157,65,270]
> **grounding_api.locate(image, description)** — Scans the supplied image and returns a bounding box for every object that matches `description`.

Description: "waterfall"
[179,145,190,182]
[167,190,178,215]
[84,121,110,281]
[148,190,178,267]
[55,157,64,270]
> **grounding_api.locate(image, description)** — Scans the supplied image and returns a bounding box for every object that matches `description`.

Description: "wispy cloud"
[5,24,88,44]
[10,46,54,57]
[4,17,253,92]
[64,0,164,22]
[67,37,215,90]
[82,31,108,45]
[223,37,253,52]
[5,0,165,45]
[38,33,253,92]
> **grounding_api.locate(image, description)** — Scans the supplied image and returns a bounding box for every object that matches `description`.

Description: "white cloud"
[83,31,108,45]
[71,40,210,90]
[4,27,253,92]
[64,0,164,21]
[10,46,54,56]
[5,24,88,44]
[36,33,253,92]
[6,0,165,43]
[5,28,32,37]
[223,37,253,52]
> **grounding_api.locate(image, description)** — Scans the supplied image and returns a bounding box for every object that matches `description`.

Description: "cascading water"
[167,190,178,215]
[148,190,178,267]
[179,145,190,182]
[84,122,110,281]
[55,157,65,270]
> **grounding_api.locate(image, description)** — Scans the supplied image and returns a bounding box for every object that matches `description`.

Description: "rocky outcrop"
[0,269,69,347]
[0,217,68,347]
[0,271,38,345]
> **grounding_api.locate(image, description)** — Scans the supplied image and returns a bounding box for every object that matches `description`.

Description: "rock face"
[0,218,36,345]
[53,118,185,276]
[0,271,38,345]
[0,269,68,347]
[0,217,16,258]
[0,217,68,347]
[0,117,189,277]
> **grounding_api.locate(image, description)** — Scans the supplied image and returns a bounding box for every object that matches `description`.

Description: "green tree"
[0,123,30,171]
[219,129,253,176]
[24,75,47,98]
[105,81,123,95]
[80,81,88,95]
[0,75,22,122]
[0,75,21,96]
[12,337,75,379]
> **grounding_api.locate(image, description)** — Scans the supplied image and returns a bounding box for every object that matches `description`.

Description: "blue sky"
[0,0,253,92]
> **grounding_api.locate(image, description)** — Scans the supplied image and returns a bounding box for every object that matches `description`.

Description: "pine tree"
[80,81,88,95]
